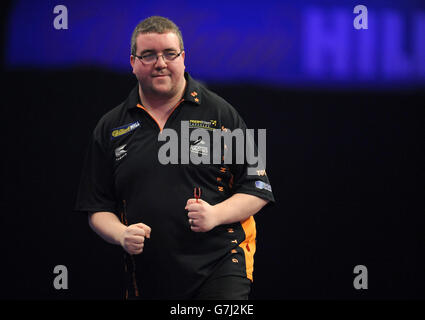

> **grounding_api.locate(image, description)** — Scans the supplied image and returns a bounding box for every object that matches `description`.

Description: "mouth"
[152,74,170,78]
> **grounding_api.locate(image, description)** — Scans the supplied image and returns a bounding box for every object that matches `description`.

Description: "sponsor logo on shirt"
[158,121,267,176]
[189,119,217,130]
[190,137,209,156]
[111,121,140,139]
[255,180,272,192]
[114,144,127,161]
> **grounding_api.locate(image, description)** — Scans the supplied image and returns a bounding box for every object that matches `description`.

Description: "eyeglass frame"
[133,50,184,65]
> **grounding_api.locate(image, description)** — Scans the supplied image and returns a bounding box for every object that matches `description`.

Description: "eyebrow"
[139,48,178,55]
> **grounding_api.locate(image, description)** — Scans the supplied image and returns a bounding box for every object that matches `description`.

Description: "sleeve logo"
[255,181,272,192]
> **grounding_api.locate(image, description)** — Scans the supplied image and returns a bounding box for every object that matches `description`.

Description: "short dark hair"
[131,16,184,55]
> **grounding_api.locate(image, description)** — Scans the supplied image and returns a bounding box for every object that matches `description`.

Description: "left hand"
[185,198,219,232]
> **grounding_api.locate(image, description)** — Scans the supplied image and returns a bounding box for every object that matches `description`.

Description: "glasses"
[134,50,184,64]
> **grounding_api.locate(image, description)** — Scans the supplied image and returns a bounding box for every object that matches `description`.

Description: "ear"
[130,55,135,69]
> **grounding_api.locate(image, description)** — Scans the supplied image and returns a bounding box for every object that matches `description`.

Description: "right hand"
[119,223,151,255]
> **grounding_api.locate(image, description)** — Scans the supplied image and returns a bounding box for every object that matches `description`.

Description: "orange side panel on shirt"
[239,216,256,281]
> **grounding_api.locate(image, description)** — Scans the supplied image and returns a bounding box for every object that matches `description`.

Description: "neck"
[139,79,186,114]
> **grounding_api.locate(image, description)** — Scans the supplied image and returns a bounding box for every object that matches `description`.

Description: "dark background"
[1,2,424,300]
[2,70,423,300]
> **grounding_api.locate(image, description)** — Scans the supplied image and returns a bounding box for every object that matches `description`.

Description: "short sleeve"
[74,124,118,214]
[227,110,275,204]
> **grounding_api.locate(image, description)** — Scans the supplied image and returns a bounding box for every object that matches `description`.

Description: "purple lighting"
[4,1,425,87]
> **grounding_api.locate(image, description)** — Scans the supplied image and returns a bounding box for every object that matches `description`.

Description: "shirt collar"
[126,72,202,109]
[182,72,202,106]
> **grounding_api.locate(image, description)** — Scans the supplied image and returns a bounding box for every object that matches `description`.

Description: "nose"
[154,54,167,69]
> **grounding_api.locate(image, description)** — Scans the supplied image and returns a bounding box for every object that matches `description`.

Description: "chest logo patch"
[189,120,217,130]
[190,137,209,156]
[114,144,127,161]
[111,121,140,139]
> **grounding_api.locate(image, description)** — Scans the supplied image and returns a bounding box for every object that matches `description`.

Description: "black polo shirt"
[75,72,275,299]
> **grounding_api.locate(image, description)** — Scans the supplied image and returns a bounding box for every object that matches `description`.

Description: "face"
[130,32,185,99]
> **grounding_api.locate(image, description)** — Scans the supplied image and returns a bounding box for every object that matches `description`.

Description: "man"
[75,16,275,299]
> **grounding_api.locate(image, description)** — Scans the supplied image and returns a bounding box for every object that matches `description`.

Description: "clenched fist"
[119,223,151,255]
[185,198,219,232]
